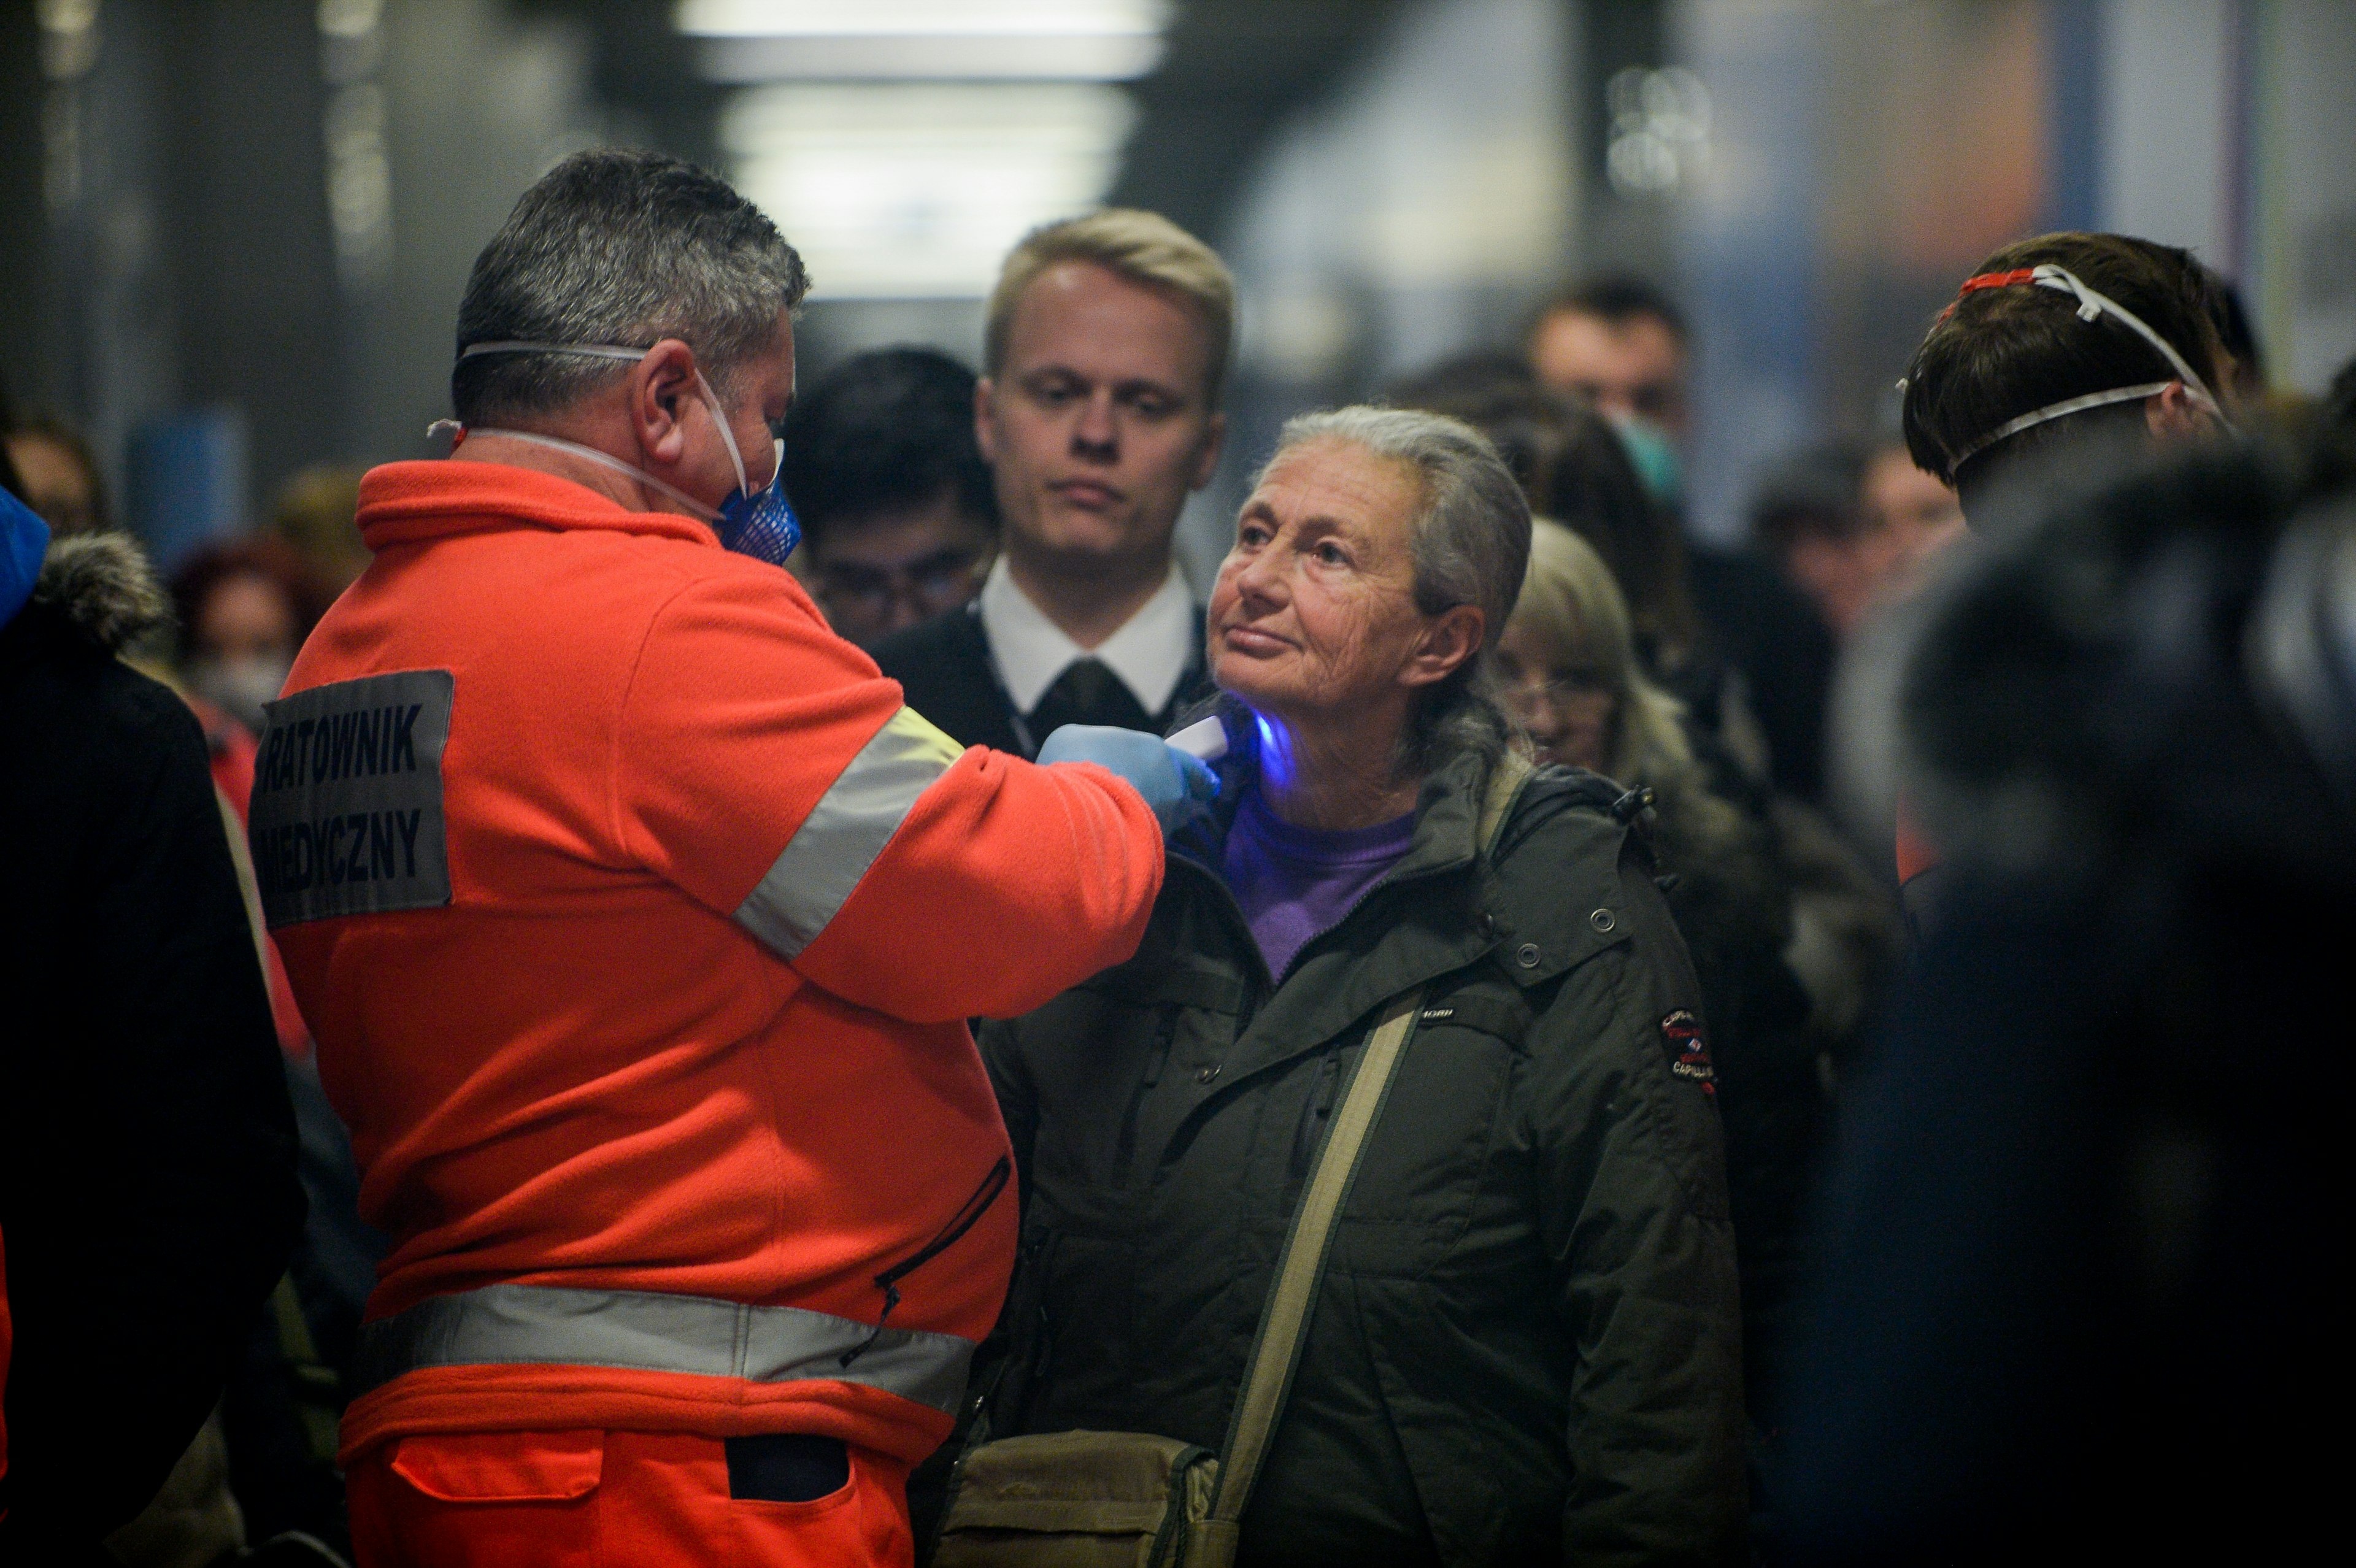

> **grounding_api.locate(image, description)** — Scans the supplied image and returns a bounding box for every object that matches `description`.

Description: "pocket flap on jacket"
[390,1430,605,1504]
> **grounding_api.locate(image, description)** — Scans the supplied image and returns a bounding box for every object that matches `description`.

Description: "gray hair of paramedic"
[1261,405,1532,774]
[451,149,810,428]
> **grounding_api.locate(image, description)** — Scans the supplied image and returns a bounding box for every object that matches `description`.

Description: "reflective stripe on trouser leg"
[350,1283,974,1412]
[733,705,964,959]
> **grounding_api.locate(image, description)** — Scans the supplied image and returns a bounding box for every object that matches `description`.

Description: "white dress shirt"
[978,556,1198,718]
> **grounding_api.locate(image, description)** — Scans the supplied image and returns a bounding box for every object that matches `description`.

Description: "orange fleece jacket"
[272,460,1161,1466]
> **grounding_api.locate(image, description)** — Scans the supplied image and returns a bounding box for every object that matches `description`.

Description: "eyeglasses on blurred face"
[1496,628,1619,775]
[819,548,985,629]
[805,486,997,648]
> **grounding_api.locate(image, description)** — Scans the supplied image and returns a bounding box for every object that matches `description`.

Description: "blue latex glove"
[1037,723,1218,836]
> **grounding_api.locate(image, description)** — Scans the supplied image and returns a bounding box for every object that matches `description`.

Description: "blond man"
[873,210,1232,754]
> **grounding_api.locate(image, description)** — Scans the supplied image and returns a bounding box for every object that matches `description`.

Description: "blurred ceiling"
[1104,0,1406,240]
[520,0,1405,290]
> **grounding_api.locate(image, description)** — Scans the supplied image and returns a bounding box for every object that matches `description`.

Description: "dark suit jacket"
[871,602,1212,757]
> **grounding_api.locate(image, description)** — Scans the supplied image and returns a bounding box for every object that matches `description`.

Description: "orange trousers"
[347,1429,913,1567]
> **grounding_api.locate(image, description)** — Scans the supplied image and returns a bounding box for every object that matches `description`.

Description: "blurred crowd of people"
[4,139,2354,1568]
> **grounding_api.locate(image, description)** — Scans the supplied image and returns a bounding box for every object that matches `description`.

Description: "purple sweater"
[1220,786,1417,980]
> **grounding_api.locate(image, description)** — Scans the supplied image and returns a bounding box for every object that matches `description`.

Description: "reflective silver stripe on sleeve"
[350,1283,974,1413]
[734,705,964,959]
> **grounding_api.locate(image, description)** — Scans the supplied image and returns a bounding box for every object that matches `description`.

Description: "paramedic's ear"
[630,339,701,469]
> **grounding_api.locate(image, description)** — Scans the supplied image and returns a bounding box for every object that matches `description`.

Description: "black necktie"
[1028,656,1152,740]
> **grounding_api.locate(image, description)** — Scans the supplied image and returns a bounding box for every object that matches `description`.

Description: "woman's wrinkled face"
[1208,438,1448,729]
[1497,619,1617,774]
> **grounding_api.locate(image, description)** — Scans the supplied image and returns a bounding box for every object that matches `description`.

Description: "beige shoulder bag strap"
[1477,751,1535,853]
[1188,751,1536,1565]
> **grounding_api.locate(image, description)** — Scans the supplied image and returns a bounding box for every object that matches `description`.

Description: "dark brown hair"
[778,347,996,550]
[1529,272,1689,346]
[1901,233,2226,504]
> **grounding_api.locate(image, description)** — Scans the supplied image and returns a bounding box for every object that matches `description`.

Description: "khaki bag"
[932,756,1533,1568]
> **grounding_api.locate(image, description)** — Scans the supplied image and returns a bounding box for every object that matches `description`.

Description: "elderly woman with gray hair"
[967,408,1747,1565]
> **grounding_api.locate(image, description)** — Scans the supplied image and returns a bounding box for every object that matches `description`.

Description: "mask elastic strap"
[1922,262,2235,474]
[1944,382,2176,471]
[692,372,752,497]
[2027,264,2227,420]
[427,418,723,525]
[456,340,649,363]
[456,340,771,498]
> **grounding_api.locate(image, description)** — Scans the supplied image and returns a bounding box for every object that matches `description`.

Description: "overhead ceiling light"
[677,0,1170,82]
[693,34,1164,82]
[725,82,1136,299]
[677,1,1168,37]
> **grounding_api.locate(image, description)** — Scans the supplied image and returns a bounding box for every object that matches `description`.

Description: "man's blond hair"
[984,209,1236,404]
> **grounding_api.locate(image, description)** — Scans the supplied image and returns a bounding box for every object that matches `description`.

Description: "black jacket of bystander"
[0,532,304,1555]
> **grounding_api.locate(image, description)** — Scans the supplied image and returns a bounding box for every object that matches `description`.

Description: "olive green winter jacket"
[976,744,1747,1567]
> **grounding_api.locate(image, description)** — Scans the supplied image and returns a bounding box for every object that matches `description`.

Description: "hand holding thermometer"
[1037,722,1220,834]
[1165,715,1230,764]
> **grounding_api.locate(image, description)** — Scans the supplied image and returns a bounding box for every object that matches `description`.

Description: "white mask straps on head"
[458,340,650,365]
[442,339,740,520]
[426,417,725,523]
[1944,263,2235,474]
[455,340,757,484]
[439,339,801,564]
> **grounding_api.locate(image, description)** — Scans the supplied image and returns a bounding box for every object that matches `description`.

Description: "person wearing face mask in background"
[1530,275,1838,807]
[1869,231,2245,937]
[169,537,332,1067]
[259,150,1204,1568]
[172,537,331,737]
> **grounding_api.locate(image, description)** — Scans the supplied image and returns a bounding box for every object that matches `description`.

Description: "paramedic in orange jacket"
[253,150,1205,1568]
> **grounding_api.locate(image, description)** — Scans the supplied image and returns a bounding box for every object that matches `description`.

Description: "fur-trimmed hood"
[26,532,174,653]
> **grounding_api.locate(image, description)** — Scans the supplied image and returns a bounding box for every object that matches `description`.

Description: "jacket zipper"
[1289,1050,1345,1178]
[840,1153,1012,1367]
[1166,853,1272,997]
[1114,1005,1180,1186]
[1005,1227,1060,1433]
